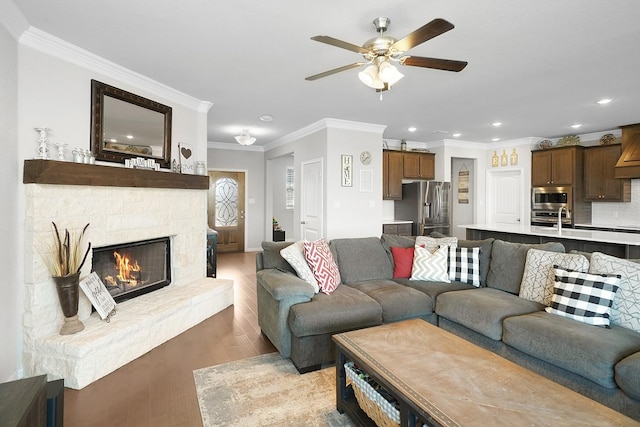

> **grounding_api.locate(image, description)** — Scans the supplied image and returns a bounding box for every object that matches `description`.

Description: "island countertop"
[461,223,640,247]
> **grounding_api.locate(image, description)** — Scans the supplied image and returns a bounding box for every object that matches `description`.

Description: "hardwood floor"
[63,251,276,427]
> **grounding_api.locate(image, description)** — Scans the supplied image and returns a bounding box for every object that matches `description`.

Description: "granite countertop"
[461,223,640,246]
[574,223,640,232]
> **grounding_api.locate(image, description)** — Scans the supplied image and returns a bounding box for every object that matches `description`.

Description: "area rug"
[193,353,355,426]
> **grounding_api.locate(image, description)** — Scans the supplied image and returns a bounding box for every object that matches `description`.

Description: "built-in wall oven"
[531,186,572,227]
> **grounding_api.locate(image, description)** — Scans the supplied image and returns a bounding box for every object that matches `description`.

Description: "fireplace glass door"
[92,237,171,304]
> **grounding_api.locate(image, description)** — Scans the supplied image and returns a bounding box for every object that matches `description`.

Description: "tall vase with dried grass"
[44,222,91,335]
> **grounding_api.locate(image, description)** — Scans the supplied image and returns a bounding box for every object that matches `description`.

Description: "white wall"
[0,18,21,382]
[207,147,265,251]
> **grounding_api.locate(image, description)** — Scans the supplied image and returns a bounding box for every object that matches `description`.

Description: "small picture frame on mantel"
[341,155,353,187]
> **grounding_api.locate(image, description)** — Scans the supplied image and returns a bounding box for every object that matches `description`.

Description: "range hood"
[615,124,640,179]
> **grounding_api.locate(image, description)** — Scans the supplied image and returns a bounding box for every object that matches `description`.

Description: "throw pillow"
[589,252,640,333]
[410,246,450,283]
[280,241,320,293]
[519,249,590,305]
[415,236,458,253]
[391,246,415,279]
[261,241,295,273]
[449,247,481,287]
[545,266,620,327]
[303,239,341,295]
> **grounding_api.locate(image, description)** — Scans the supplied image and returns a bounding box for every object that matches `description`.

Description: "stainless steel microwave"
[531,186,572,211]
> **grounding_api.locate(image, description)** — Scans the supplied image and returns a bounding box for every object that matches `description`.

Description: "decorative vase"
[53,272,85,335]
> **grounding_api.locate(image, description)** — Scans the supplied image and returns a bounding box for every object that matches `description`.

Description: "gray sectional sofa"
[255,235,640,420]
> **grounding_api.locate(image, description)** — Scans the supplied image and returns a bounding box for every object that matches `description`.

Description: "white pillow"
[280,241,320,293]
[415,236,458,253]
[589,252,640,333]
[519,249,589,305]
[410,246,450,282]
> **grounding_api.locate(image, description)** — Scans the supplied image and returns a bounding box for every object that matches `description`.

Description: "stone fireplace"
[22,160,234,389]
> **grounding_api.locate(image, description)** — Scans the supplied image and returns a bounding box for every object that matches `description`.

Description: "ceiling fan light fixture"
[358,65,384,89]
[235,129,256,146]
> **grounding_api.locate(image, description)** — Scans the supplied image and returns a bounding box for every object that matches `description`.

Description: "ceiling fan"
[305,17,468,92]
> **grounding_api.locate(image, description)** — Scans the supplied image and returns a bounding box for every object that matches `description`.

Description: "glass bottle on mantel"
[510,149,518,166]
[501,150,508,166]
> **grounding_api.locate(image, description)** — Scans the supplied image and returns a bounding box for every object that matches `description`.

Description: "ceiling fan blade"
[391,18,455,53]
[311,35,370,55]
[401,56,468,72]
[305,63,365,81]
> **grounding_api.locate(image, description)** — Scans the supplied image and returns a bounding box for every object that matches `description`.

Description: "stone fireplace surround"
[22,160,234,389]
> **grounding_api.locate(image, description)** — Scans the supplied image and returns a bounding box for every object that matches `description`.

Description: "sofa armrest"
[257,269,316,300]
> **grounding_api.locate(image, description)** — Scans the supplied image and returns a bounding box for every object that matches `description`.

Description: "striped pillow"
[449,247,481,287]
[545,266,620,327]
[410,246,450,283]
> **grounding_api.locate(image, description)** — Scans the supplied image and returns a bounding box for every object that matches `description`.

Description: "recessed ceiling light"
[452,133,461,137]
[408,127,417,132]
[126,135,134,139]
[259,115,274,122]
[571,124,582,129]
[492,122,502,127]
[596,98,612,105]
[492,138,500,142]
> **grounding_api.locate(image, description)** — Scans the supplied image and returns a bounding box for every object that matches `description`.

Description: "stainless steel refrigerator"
[394,181,452,236]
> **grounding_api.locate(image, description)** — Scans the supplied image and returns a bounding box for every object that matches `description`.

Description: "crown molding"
[0,0,29,40]
[18,26,212,112]
[207,141,264,152]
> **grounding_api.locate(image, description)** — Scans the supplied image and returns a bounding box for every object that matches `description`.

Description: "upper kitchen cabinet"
[402,152,435,179]
[585,144,631,201]
[383,150,403,200]
[531,146,583,186]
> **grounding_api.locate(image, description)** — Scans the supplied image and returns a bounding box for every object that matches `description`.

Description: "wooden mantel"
[23,159,209,189]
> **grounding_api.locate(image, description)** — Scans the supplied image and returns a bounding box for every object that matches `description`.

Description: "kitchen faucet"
[558,206,568,231]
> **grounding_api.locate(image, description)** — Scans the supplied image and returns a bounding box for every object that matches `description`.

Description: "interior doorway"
[300,159,323,240]
[486,169,523,224]
[208,171,245,252]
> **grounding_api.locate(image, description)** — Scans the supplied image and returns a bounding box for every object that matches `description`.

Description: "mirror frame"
[90,79,172,168]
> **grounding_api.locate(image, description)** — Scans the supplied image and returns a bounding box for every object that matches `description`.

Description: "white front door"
[488,169,522,224]
[300,159,323,240]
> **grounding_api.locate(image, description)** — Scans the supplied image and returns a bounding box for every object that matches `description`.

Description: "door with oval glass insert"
[208,171,245,252]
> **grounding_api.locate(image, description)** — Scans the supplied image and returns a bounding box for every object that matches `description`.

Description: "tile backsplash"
[591,179,640,226]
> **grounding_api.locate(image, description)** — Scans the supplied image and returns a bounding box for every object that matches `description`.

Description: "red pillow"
[303,239,341,294]
[391,246,415,279]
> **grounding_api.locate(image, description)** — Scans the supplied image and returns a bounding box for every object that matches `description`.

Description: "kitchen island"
[463,223,640,259]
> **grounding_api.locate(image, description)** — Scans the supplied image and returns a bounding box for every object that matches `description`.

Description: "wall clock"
[360,151,372,165]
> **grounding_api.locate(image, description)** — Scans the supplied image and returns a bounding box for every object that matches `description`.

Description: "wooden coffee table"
[333,319,639,427]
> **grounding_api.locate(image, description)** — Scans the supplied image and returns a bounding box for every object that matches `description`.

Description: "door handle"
[300,221,306,224]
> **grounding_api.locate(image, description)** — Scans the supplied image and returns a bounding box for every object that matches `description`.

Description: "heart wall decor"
[178,142,195,174]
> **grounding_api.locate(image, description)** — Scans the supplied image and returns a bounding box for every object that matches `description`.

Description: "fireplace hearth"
[92,237,171,304]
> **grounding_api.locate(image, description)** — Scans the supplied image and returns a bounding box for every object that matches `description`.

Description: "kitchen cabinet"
[402,152,435,179]
[585,144,631,201]
[383,150,403,200]
[383,223,412,236]
[531,146,582,186]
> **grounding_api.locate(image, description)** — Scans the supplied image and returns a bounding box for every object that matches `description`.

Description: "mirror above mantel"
[90,80,172,168]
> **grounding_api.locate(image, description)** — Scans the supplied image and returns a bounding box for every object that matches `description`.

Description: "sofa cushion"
[436,287,544,341]
[519,249,590,305]
[616,352,640,400]
[303,239,341,294]
[503,311,640,388]
[261,241,296,273]
[458,238,494,286]
[545,267,620,327]
[486,240,565,294]
[396,278,475,302]
[410,246,450,282]
[347,279,433,322]
[280,241,320,293]
[288,285,382,337]
[330,237,393,283]
[589,252,640,334]
[391,246,415,279]
[448,246,481,287]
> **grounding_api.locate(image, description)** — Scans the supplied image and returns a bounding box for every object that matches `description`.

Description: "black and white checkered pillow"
[448,247,481,287]
[545,265,620,327]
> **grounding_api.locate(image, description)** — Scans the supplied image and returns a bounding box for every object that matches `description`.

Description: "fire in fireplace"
[92,237,171,304]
